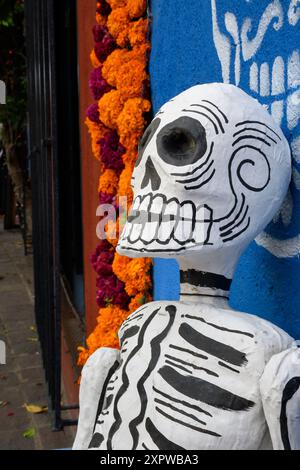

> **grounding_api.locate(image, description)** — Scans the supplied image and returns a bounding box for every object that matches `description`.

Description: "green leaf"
[23,427,36,439]
[138,295,146,305]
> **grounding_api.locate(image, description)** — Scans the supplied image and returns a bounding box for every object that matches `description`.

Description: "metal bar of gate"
[47,0,62,430]
[25,0,63,431]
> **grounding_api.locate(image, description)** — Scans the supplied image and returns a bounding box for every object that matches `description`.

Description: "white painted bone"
[74,84,299,450]
[73,348,120,450]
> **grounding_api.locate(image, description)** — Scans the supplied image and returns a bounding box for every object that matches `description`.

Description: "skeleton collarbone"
[93,301,293,450]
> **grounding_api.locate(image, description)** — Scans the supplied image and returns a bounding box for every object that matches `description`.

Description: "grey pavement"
[0,217,75,450]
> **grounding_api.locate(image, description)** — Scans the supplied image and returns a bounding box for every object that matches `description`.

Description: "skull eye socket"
[157,116,207,166]
[161,129,195,156]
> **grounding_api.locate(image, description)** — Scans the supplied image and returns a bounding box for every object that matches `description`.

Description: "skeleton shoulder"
[118,301,174,342]
[227,307,294,349]
[260,344,300,450]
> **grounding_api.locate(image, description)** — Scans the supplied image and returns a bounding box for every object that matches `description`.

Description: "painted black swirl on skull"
[215,120,276,243]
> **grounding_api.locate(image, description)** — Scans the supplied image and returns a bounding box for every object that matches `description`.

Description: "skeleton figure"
[74,84,300,450]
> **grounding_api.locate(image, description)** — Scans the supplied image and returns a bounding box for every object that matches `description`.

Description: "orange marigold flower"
[116,30,130,48]
[107,8,130,46]
[131,43,151,60]
[105,218,119,247]
[117,98,151,149]
[124,258,152,296]
[128,18,149,47]
[77,347,90,367]
[102,49,130,87]
[96,12,108,26]
[106,0,127,9]
[98,169,119,195]
[116,60,147,101]
[79,0,153,368]
[118,164,134,206]
[80,305,130,358]
[99,90,124,129]
[85,117,108,160]
[90,49,101,68]
[127,0,147,19]
[129,293,152,314]
[102,46,148,87]
[113,255,152,296]
[122,149,138,166]
[112,253,130,281]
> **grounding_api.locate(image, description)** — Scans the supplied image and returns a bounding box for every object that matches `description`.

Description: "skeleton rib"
[153,386,212,417]
[154,398,207,426]
[146,418,184,450]
[183,314,254,338]
[158,366,255,411]
[165,359,192,374]
[165,354,219,377]
[169,344,208,360]
[155,406,221,437]
[179,323,248,366]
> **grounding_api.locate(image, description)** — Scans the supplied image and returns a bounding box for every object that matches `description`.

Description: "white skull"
[117,84,291,266]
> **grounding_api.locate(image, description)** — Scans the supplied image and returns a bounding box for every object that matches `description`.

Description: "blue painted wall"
[149,0,300,339]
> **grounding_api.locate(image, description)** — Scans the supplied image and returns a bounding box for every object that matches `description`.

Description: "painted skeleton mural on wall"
[74,84,300,450]
[211,0,300,257]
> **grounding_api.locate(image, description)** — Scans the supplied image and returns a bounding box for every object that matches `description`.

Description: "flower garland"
[78,0,152,366]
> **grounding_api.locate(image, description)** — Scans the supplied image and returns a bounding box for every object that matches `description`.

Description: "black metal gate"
[24,0,80,430]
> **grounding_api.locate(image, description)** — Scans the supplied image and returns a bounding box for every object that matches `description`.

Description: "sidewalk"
[0,218,75,450]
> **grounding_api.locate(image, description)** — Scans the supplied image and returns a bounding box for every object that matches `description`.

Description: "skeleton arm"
[260,344,300,450]
[73,347,120,450]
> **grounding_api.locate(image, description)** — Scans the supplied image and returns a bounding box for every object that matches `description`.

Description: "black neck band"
[180,270,232,291]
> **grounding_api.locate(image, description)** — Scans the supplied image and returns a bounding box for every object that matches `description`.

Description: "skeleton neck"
[179,269,231,308]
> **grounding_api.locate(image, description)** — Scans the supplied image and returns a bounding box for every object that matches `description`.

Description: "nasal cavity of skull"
[141,156,161,191]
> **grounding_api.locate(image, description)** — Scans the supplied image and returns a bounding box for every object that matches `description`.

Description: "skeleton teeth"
[127,195,151,243]
[120,195,213,249]
[141,221,159,243]
[150,195,165,214]
[194,206,212,244]
[139,195,164,243]
[121,221,131,241]
[157,200,179,243]
[174,203,195,243]
[128,222,143,243]
[122,196,141,240]
[139,194,151,212]
[132,196,141,211]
